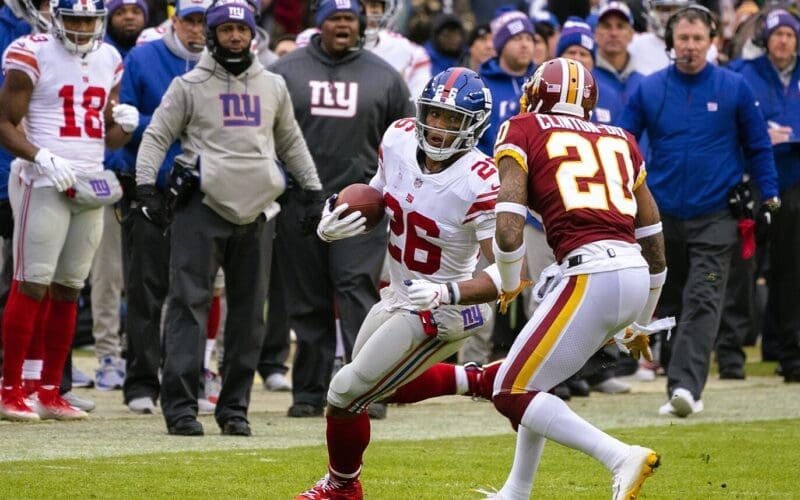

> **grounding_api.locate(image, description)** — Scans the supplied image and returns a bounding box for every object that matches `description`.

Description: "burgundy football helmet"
[520,57,598,120]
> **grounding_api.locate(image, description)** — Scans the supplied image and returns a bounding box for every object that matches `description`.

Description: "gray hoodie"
[136,51,321,225]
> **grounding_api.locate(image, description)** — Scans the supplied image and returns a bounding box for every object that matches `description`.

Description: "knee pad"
[327,363,375,410]
[493,392,537,431]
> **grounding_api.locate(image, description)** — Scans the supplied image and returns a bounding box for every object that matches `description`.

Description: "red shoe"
[34,387,88,420]
[0,386,40,421]
[465,359,503,401]
[296,474,363,500]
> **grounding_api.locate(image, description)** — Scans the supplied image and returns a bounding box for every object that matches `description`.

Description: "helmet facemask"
[415,100,489,162]
[364,0,397,43]
[51,0,106,55]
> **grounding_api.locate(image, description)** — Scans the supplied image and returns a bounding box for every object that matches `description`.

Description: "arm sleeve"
[272,75,322,191]
[737,78,779,199]
[135,79,188,186]
[619,84,646,141]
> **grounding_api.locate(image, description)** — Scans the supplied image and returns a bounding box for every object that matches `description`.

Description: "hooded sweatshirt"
[136,50,320,224]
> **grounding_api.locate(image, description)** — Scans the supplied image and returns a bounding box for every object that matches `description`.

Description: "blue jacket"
[593,66,644,127]
[115,35,198,189]
[424,41,460,77]
[477,57,536,156]
[103,32,132,60]
[0,6,32,201]
[620,63,778,219]
[730,55,800,194]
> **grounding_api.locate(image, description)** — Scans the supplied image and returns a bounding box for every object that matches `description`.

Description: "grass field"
[1,353,798,499]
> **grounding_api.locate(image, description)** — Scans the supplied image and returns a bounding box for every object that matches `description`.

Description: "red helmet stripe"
[440,67,465,100]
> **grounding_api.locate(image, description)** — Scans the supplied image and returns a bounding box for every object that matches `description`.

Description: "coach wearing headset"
[136,0,321,436]
[620,5,779,418]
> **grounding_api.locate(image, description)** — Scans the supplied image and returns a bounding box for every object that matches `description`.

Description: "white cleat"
[128,397,156,414]
[34,389,88,420]
[612,445,660,500]
[659,387,703,418]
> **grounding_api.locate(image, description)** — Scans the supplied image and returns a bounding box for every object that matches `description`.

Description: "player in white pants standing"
[0,0,137,421]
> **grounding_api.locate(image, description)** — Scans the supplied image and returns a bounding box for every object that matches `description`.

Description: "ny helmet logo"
[220,93,261,126]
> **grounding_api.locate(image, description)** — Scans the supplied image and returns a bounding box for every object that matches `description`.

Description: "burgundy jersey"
[495,112,646,262]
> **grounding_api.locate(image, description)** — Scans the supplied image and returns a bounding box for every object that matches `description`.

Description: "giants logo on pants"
[308,81,359,118]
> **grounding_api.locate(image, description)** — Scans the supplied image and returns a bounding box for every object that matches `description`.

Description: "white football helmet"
[50,0,107,55]
[6,0,51,32]
[643,0,694,38]
[364,0,398,43]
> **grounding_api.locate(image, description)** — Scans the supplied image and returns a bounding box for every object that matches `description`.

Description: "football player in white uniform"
[363,0,431,98]
[297,68,504,499]
[0,0,137,421]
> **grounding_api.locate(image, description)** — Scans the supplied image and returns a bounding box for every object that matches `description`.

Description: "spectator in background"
[90,0,149,393]
[406,0,474,45]
[477,10,536,155]
[731,9,800,383]
[117,0,211,415]
[593,2,645,126]
[268,0,412,419]
[424,13,467,75]
[630,0,719,75]
[620,6,779,417]
[532,21,552,64]
[459,23,495,72]
[364,0,432,98]
[136,0,321,436]
[271,33,296,56]
[531,10,561,59]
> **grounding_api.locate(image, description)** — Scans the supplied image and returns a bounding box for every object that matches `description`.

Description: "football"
[334,183,386,231]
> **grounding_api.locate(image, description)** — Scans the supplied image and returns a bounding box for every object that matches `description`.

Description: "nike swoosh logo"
[490,183,501,190]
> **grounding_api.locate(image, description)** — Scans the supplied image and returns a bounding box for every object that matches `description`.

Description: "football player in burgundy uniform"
[486,58,666,499]
[0,0,137,421]
[298,68,510,499]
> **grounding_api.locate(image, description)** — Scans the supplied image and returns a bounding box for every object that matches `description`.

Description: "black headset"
[664,4,719,51]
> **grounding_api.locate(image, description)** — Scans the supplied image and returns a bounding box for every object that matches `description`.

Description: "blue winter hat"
[205,0,257,35]
[764,9,800,42]
[556,16,596,61]
[314,0,360,27]
[490,10,535,54]
[106,0,148,23]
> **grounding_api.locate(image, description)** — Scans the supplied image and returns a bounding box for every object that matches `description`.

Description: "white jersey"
[370,119,498,306]
[365,30,431,98]
[2,34,122,186]
[136,23,169,45]
[628,32,718,76]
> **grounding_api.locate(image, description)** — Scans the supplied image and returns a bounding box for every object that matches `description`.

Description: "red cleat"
[0,386,40,421]
[465,359,503,401]
[34,387,88,420]
[296,474,363,500]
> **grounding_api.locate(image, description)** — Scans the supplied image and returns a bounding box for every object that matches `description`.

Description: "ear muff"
[664,4,718,51]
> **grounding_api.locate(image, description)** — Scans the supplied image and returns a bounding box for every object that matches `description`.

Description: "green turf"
[1,418,796,499]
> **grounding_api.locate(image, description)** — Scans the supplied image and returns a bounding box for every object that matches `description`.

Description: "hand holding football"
[334,183,386,231]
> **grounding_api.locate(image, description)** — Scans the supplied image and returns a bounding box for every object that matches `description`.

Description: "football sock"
[498,426,546,499]
[326,411,370,478]
[1,287,42,388]
[521,392,629,471]
[40,298,78,388]
[23,293,48,382]
[389,363,456,403]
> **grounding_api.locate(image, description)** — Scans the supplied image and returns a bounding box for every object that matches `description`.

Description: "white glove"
[405,279,451,310]
[112,103,139,133]
[34,148,77,192]
[316,199,366,242]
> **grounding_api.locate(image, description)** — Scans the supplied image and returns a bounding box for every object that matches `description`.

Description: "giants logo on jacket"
[220,93,261,126]
[309,81,359,118]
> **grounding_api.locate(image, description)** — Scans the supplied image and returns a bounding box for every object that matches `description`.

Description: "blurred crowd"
[0,0,798,434]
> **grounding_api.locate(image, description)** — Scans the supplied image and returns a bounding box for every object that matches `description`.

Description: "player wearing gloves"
[0,0,135,421]
[485,58,666,500]
[299,68,507,499]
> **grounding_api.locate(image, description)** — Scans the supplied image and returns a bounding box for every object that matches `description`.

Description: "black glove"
[136,184,171,229]
[297,189,326,236]
[114,171,137,201]
[755,199,779,246]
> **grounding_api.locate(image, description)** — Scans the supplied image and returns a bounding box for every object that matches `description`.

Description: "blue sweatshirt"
[730,55,800,194]
[0,6,31,201]
[114,33,198,189]
[620,63,778,219]
[477,57,536,156]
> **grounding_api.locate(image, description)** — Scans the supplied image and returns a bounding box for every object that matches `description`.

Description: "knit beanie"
[491,10,534,55]
[314,0,361,27]
[106,0,149,23]
[556,16,596,61]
